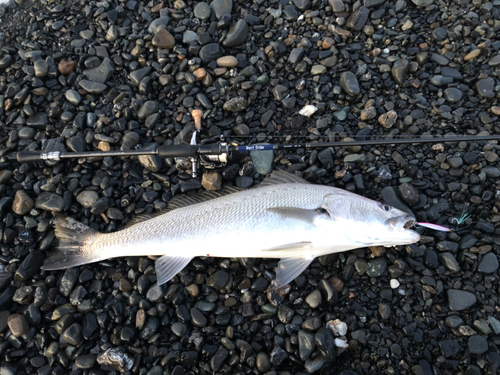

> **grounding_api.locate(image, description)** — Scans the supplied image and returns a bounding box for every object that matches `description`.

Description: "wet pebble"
[448,289,477,311]
[478,253,498,273]
[7,314,29,337]
[12,190,34,215]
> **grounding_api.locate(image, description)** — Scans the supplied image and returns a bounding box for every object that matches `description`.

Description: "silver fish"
[42,171,420,288]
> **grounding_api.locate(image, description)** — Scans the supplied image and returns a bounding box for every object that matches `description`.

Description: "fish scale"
[97,184,330,257]
[42,171,420,288]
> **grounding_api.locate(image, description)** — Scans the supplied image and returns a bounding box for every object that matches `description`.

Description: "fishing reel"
[189,129,228,177]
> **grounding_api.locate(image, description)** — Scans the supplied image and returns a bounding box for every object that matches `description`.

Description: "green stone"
[255,74,269,85]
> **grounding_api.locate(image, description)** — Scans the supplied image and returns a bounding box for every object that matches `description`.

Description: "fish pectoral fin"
[262,241,312,252]
[155,255,193,285]
[267,207,329,224]
[273,257,314,289]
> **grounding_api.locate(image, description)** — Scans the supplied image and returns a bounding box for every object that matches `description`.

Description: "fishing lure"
[415,222,452,232]
[451,210,471,226]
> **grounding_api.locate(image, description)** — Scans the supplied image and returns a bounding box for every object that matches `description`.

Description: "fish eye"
[316,207,330,217]
[382,204,391,212]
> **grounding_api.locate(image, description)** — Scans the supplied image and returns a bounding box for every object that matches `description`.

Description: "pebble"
[12,190,34,215]
[250,144,273,175]
[76,191,99,208]
[468,335,488,354]
[438,253,460,273]
[62,323,83,345]
[222,20,248,47]
[207,271,229,290]
[367,258,387,277]
[34,60,48,77]
[65,89,81,105]
[2,1,500,374]
[75,355,96,369]
[448,289,477,311]
[340,72,360,95]
[478,253,499,273]
[346,6,369,30]
[138,143,163,172]
[35,192,65,212]
[83,58,115,84]
[79,80,107,94]
[392,59,409,84]
[211,0,232,19]
[138,101,159,120]
[7,314,29,337]
[194,2,211,19]
[476,77,495,98]
[256,352,271,372]
[298,330,316,361]
[217,56,238,67]
[439,340,460,357]
[210,346,228,371]
[314,327,336,359]
[444,88,463,103]
[378,110,398,128]
[97,348,134,372]
[152,29,175,49]
[305,290,322,308]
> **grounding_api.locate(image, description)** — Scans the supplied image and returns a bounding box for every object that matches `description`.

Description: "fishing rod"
[14,109,500,177]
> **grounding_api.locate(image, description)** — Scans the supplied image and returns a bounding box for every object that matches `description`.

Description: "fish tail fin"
[42,215,104,270]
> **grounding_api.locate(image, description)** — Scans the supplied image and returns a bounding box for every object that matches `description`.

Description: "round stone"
[65,89,82,105]
[76,191,99,208]
[12,190,34,215]
[216,56,238,68]
[7,314,29,337]
[194,2,211,19]
[444,88,463,103]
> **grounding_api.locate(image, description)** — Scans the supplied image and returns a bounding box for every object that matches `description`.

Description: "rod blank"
[14,134,500,163]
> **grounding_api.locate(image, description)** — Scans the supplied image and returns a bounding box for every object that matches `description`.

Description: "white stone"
[335,337,349,348]
[327,319,348,336]
[390,279,400,289]
[299,105,318,117]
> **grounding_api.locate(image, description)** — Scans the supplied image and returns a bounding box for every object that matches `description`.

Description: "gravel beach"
[1,0,500,374]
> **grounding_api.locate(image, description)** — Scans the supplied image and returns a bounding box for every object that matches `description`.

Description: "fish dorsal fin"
[124,211,169,228]
[168,185,244,210]
[125,170,306,229]
[257,170,310,188]
[124,185,244,228]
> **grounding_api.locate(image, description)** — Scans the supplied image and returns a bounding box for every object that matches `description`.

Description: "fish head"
[321,192,421,247]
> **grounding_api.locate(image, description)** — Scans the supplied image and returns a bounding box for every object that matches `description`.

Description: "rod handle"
[157,144,198,158]
[17,152,43,163]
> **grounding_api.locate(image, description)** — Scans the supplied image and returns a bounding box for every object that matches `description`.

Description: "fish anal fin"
[155,255,194,285]
[273,257,314,289]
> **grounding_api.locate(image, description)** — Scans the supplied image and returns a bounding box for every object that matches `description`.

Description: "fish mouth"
[403,218,415,229]
[388,214,416,231]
